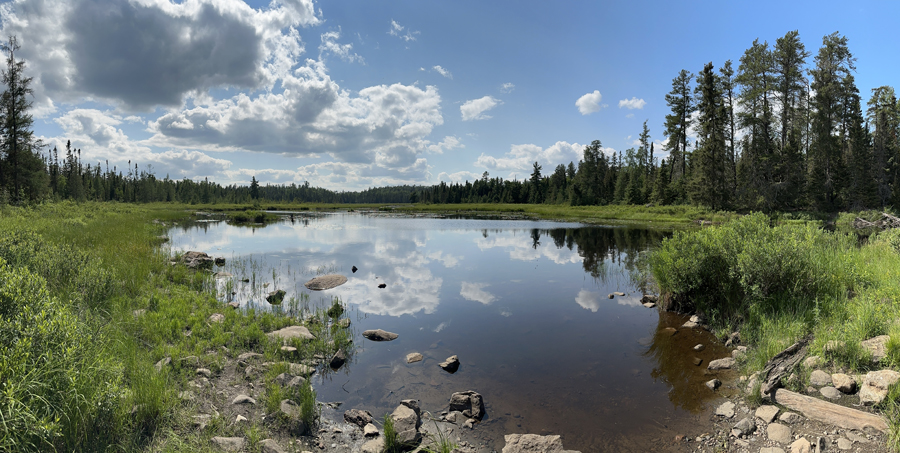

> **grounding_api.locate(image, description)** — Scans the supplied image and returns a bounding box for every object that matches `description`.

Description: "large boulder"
[362,329,399,341]
[860,370,900,405]
[267,325,315,342]
[182,251,214,269]
[502,434,581,453]
[391,400,422,446]
[449,390,485,419]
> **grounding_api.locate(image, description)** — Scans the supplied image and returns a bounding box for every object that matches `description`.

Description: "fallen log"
[760,336,809,396]
[772,388,888,433]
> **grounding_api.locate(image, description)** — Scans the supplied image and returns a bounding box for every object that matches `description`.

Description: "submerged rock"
[708,357,736,370]
[266,289,286,305]
[362,329,399,341]
[304,274,348,290]
[329,349,347,370]
[439,355,460,373]
[406,352,424,364]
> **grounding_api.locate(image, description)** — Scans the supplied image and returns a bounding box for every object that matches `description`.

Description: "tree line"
[416,31,900,213]
[2,32,899,211]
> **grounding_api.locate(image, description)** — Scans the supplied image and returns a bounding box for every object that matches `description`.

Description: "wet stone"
[406,352,424,364]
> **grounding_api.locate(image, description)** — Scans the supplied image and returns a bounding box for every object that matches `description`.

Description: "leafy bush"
[0,259,122,452]
[651,213,856,321]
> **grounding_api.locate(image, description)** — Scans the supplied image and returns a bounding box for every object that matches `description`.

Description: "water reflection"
[168,213,727,452]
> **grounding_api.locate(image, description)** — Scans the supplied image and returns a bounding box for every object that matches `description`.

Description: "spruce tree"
[690,62,730,210]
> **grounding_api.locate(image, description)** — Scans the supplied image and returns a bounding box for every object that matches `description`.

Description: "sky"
[1,0,898,191]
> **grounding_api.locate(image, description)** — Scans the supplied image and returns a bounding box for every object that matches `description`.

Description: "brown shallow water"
[170,212,736,452]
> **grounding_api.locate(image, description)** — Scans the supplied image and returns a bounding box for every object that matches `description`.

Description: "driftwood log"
[760,336,810,396]
[773,389,888,433]
[853,212,900,229]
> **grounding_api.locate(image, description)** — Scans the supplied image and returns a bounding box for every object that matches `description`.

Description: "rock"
[439,355,460,373]
[832,373,857,394]
[755,405,779,423]
[662,327,677,336]
[693,344,705,351]
[803,355,824,368]
[642,302,656,308]
[779,412,803,424]
[708,357,736,370]
[238,352,263,361]
[360,437,384,453]
[406,352,423,363]
[767,423,792,444]
[861,335,890,362]
[860,370,900,405]
[337,318,351,328]
[725,332,740,347]
[820,386,842,399]
[330,349,347,370]
[344,409,374,428]
[464,418,477,429]
[287,363,315,376]
[809,369,831,386]
[364,423,379,437]
[790,438,811,453]
[280,346,298,356]
[211,437,245,451]
[641,294,658,303]
[391,400,422,445]
[267,325,315,341]
[183,251,214,269]
[705,379,721,390]
[276,373,303,387]
[733,417,756,436]
[837,437,853,450]
[352,266,358,273]
[226,301,240,309]
[266,289,286,305]
[214,257,226,266]
[715,401,735,418]
[846,430,869,443]
[692,357,703,366]
[208,313,225,323]
[192,414,212,430]
[682,319,699,328]
[607,293,614,299]
[196,368,212,378]
[154,357,171,372]
[501,434,580,453]
[449,390,485,419]
[613,291,626,297]
[732,347,748,359]
[362,329,399,341]
[232,395,256,405]
[760,448,786,453]
[304,274,348,290]
[280,399,301,419]
[445,411,464,424]
[234,414,248,424]
[259,439,286,453]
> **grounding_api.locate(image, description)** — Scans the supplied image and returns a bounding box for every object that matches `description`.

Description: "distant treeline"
[2,31,900,211]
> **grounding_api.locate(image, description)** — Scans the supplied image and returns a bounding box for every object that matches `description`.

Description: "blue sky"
[1,0,898,190]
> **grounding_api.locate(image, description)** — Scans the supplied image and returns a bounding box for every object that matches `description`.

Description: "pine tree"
[808,32,855,211]
[663,70,694,182]
[867,86,899,207]
[690,62,730,210]
[736,39,775,210]
[0,36,46,202]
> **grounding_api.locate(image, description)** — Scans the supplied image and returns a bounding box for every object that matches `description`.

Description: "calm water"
[169,212,732,452]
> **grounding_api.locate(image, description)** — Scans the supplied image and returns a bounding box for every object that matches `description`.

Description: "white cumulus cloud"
[618,97,646,109]
[576,90,604,115]
[461,96,500,121]
[500,83,515,93]
[388,19,419,42]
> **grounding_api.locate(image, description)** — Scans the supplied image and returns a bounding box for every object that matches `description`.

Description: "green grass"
[0,202,355,452]
[382,414,400,453]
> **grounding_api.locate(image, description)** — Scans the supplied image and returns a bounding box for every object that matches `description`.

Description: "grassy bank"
[650,213,900,449]
[0,202,351,452]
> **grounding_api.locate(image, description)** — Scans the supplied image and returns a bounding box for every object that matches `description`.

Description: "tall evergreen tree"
[0,36,45,202]
[808,32,855,211]
[719,60,738,196]
[867,86,899,207]
[663,70,695,183]
[690,62,730,209]
[736,39,776,210]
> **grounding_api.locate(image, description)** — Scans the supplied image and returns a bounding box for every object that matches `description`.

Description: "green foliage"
[382,414,400,453]
[226,210,278,224]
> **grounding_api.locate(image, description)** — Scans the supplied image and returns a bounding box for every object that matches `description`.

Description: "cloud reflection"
[460,282,497,305]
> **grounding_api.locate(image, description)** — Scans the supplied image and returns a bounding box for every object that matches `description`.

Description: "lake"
[168,211,733,452]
